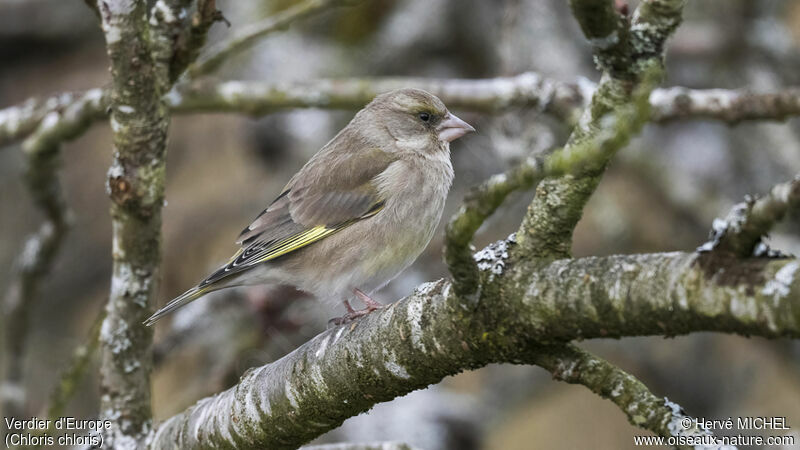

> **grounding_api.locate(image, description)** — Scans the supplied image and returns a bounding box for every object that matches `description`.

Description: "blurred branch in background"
[650,87,800,123]
[19,307,108,441]
[1,102,74,426]
[0,89,107,148]
[46,308,105,421]
[4,76,800,150]
[185,0,361,79]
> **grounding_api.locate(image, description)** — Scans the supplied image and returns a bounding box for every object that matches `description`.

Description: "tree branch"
[650,87,800,123]
[514,0,683,259]
[1,110,73,423]
[445,159,545,298]
[185,0,357,79]
[149,249,799,449]
[512,71,656,258]
[5,77,800,149]
[0,89,107,148]
[533,344,716,449]
[568,0,632,77]
[96,0,175,445]
[170,73,585,118]
[630,0,687,65]
[148,0,225,84]
[444,72,654,297]
[700,175,800,256]
[46,307,106,421]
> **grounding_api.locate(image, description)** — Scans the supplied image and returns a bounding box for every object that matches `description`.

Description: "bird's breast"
[361,158,453,276]
[281,157,454,301]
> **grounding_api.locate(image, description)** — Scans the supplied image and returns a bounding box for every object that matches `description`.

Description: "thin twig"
[46,307,106,421]
[185,0,357,78]
[445,158,547,297]
[534,344,717,450]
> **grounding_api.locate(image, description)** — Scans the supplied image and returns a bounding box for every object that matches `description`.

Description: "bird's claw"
[327,289,383,327]
[327,309,372,327]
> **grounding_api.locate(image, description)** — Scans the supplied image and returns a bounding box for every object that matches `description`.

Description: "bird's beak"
[437,113,475,143]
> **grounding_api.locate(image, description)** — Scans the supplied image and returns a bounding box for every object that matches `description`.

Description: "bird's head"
[364,88,475,156]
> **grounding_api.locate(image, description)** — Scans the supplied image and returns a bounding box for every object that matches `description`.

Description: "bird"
[144,88,475,326]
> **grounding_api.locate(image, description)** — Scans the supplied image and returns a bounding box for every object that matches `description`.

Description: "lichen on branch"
[148,249,799,448]
[97,0,173,446]
[700,175,800,256]
[4,76,800,149]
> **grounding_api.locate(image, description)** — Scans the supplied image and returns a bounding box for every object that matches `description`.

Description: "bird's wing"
[199,146,396,287]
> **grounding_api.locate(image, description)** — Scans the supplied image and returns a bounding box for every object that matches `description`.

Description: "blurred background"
[1,0,800,448]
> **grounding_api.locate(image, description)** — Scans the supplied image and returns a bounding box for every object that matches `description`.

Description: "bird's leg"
[353,288,383,311]
[328,289,384,327]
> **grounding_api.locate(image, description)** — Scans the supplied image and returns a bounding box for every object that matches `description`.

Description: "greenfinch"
[145,88,474,326]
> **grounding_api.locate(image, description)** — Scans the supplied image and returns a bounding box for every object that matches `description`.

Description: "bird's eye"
[418,112,431,122]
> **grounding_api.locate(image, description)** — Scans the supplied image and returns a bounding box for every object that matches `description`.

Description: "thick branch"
[700,175,800,256]
[149,251,799,449]
[96,0,174,445]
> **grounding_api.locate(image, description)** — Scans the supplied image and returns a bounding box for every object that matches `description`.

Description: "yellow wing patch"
[255,225,341,263]
[254,200,385,263]
[199,202,384,288]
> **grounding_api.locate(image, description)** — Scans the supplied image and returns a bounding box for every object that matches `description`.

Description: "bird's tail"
[145,249,252,326]
[144,284,215,326]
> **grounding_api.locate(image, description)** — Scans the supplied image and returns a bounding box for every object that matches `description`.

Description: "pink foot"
[328,289,384,326]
